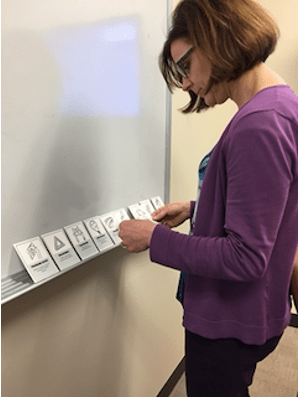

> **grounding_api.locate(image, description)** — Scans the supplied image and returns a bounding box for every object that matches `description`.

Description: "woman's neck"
[228,63,287,109]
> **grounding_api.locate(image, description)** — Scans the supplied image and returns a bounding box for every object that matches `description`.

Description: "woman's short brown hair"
[159,0,279,113]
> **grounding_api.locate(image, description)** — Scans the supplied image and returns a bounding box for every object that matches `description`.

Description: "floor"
[170,325,298,397]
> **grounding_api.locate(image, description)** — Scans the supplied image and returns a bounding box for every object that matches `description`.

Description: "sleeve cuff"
[149,223,172,266]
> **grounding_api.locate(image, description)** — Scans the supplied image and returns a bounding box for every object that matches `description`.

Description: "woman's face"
[170,38,229,107]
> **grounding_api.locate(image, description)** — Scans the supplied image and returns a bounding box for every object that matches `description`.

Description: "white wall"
[2,249,184,397]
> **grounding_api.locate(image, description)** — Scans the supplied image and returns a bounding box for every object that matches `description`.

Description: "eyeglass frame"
[169,45,194,85]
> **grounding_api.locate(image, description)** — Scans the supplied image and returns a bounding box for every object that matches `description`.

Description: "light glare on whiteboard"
[44,19,140,117]
[101,23,137,42]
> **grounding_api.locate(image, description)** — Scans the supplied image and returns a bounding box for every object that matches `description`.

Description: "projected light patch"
[45,20,140,117]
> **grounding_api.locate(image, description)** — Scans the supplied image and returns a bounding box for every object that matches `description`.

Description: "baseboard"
[157,357,185,397]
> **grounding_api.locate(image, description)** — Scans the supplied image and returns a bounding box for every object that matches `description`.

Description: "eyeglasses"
[170,45,194,85]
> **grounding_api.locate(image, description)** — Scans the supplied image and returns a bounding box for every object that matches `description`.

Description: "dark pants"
[185,329,282,397]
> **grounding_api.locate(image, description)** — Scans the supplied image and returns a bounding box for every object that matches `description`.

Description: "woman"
[119,0,298,396]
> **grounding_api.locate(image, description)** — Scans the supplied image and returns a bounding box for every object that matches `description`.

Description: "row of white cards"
[13,197,164,284]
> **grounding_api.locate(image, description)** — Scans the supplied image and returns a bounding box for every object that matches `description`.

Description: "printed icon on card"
[151,196,164,210]
[54,236,65,251]
[27,241,42,260]
[84,216,115,252]
[89,219,104,235]
[13,237,60,283]
[64,222,98,260]
[128,203,148,220]
[114,208,130,223]
[128,199,155,220]
[140,199,155,218]
[99,208,130,245]
[71,225,87,243]
[103,216,117,232]
[42,229,80,270]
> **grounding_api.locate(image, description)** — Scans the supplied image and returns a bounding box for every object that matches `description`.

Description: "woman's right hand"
[151,201,191,229]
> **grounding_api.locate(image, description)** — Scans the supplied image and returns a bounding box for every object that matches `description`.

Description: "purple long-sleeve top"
[150,85,298,345]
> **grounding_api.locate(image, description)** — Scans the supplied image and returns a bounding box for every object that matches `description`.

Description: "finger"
[152,206,167,221]
[119,220,129,228]
[118,220,129,236]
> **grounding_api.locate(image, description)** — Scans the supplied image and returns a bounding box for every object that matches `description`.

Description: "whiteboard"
[2,0,171,281]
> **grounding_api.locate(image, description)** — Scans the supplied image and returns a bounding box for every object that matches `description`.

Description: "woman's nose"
[182,76,191,92]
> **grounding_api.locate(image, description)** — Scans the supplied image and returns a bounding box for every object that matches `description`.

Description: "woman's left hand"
[118,220,157,253]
